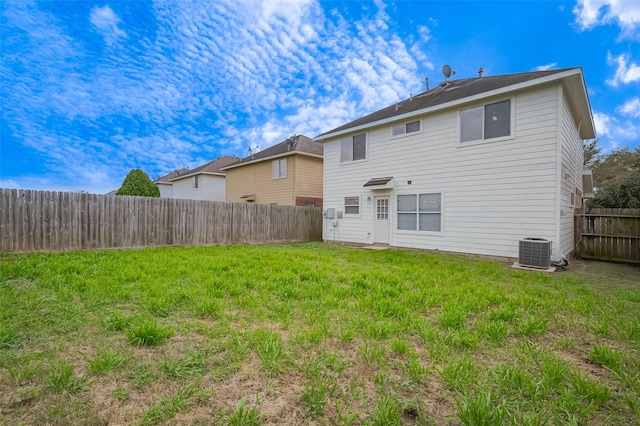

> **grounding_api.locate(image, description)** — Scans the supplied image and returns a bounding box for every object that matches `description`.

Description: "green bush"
[116,169,160,197]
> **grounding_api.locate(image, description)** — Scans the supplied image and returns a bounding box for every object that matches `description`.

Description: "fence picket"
[575,208,640,264]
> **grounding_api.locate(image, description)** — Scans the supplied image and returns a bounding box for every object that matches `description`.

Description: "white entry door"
[374,196,390,244]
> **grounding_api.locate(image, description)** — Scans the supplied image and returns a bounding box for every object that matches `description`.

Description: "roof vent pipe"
[478,67,484,77]
[425,77,429,91]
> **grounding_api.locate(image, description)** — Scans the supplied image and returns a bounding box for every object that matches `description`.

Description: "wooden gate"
[574,208,640,263]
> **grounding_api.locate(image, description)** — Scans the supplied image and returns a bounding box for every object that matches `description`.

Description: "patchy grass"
[0,243,639,424]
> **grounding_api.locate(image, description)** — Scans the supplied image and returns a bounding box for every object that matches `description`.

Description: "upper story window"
[460,99,511,143]
[340,133,366,163]
[272,158,287,179]
[193,176,199,189]
[392,120,421,136]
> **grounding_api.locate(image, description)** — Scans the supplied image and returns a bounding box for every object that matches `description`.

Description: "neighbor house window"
[460,99,511,143]
[392,120,421,136]
[340,133,366,162]
[344,196,360,215]
[397,193,441,232]
[272,158,287,179]
[193,176,199,189]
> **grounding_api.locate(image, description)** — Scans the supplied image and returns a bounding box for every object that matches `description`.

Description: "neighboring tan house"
[155,156,239,201]
[222,135,323,207]
[316,67,595,262]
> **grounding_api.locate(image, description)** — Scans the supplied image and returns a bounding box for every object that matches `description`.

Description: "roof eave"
[316,68,584,141]
[563,70,596,139]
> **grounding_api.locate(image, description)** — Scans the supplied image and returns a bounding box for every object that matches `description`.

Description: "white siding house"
[155,156,239,202]
[317,68,595,261]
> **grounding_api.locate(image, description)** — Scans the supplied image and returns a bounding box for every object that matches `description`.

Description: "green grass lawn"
[0,242,639,425]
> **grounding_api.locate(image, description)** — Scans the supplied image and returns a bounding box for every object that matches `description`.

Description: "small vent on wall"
[519,238,552,269]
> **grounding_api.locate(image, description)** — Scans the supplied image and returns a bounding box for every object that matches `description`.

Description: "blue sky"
[1,0,639,194]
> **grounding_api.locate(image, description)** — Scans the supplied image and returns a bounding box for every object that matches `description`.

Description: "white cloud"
[606,52,640,86]
[592,110,639,149]
[593,111,612,136]
[618,97,640,117]
[535,63,557,71]
[573,0,640,33]
[417,25,431,42]
[89,6,127,45]
[2,0,434,192]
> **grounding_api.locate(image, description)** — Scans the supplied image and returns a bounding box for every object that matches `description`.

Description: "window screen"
[460,107,483,142]
[398,193,441,232]
[353,134,366,161]
[272,158,287,178]
[345,196,360,215]
[397,194,417,230]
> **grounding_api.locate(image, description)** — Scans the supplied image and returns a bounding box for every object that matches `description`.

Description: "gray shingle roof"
[318,68,576,137]
[223,134,322,169]
[178,155,239,178]
[155,156,240,183]
[155,168,189,183]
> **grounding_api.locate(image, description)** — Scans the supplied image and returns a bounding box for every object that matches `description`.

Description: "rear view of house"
[317,67,595,262]
[223,135,323,207]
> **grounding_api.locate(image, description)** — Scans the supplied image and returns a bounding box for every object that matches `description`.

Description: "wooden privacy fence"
[575,208,640,264]
[0,189,323,253]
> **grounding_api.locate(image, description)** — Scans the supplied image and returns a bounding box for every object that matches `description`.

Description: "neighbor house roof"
[222,135,322,170]
[161,156,240,182]
[317,67,595,140]
[155,156,240,184]
[155,168,190,184]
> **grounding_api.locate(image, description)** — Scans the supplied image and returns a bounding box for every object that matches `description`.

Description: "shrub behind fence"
[0,189,323,253]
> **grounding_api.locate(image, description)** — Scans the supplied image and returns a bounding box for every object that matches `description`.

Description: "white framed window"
[392,120,421,137]
[340,133,366,163]
[460,99,512,143]
[272,158,287,179]
[193,176,199,189]
[397,193,441,232]
[344,196,360,215]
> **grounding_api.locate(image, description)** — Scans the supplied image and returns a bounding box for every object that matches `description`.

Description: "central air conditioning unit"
[519,238,552,269]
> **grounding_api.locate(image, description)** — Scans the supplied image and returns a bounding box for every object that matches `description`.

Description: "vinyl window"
[340,133,367,162]
[460,100,511,143]
[193,176,199,189]
[344,196,360,215]
[272,158,287,179]
[397,193,441,232]
[392,120,421,136]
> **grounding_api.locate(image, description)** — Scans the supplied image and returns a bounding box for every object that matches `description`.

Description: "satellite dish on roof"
[442,64,453,79]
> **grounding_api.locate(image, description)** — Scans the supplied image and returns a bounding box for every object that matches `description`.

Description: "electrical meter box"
[324,208,335,219]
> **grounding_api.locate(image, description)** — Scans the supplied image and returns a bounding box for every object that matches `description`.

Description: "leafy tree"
[583,139,602,170]
[587,145,640,209]
[116,169,160,197]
